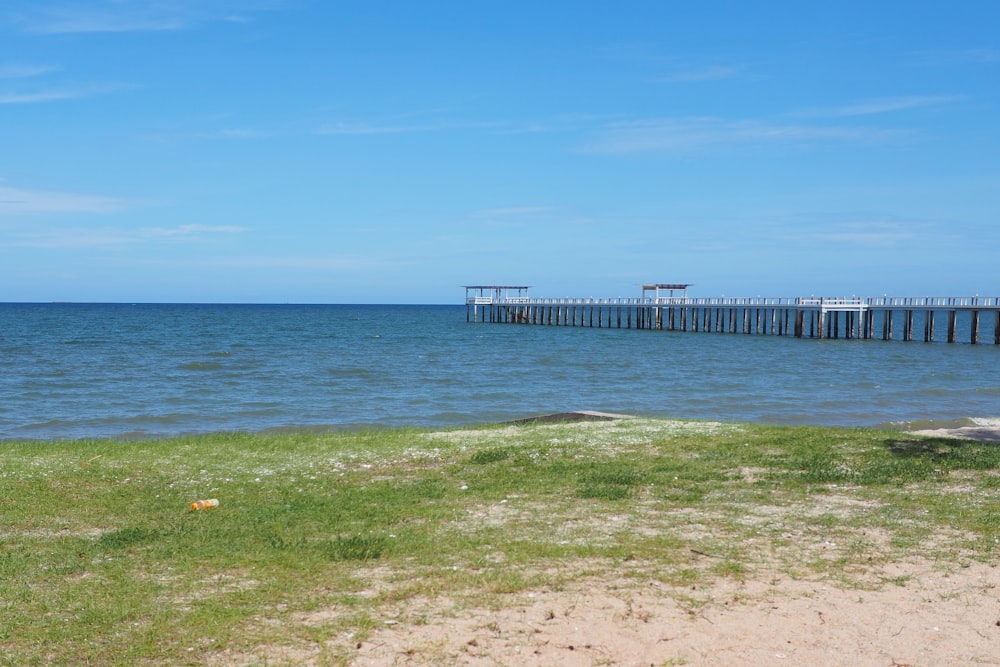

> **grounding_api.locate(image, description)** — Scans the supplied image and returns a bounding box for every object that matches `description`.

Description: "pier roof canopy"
[462,285,531,290]
[641,283,693,291]
[464,285,532,303]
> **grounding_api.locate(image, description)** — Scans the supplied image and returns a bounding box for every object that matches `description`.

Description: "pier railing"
[466,293,1000,344]
[864,296,1000,309]
[467,295,999,310]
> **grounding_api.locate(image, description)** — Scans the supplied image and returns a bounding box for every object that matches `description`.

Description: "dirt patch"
[420,418,740,448]
[208,560,1000,667]
[350,562,1000,667]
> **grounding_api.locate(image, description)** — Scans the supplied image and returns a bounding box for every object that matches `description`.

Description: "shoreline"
[906,425,1000,442]
[5,413,1000,444]
[513,412,1000,444]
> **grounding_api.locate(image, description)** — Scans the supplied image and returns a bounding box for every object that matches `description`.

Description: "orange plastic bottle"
[190,498,219,511]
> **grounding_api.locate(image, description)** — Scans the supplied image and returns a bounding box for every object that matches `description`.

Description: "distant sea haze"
[1,303,998,440]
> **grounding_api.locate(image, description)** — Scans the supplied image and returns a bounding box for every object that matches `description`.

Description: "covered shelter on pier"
[463,285,532,323]
[642,283,693,301]
[463,285,531,305]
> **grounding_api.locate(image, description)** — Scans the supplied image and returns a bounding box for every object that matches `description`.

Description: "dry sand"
[344,561,1000,667]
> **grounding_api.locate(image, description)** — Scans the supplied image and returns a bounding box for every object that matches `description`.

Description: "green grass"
[1,418,999,665]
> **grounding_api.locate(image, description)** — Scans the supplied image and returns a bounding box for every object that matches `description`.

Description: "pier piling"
[464,286,1000,345]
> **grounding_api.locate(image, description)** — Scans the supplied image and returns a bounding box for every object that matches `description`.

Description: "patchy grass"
[1,418,999,665]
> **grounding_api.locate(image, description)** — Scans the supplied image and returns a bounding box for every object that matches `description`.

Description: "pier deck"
[464,286,1000,344]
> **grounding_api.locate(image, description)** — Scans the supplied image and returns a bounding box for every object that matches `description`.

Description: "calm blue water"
[1,303,998,440]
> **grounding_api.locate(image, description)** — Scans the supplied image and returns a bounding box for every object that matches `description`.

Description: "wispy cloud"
[810,224,919,245]
[0,226,142,249]
[0,58,131,105]
[0,184,251,248]
[655,65,740,83]
[141,224,247,239]
[470,206,583,229]
[0,223,247,249]
[959,48,1000,63]
[0,184,125,215]
[317,117,504,136]
[215,128,265,138]
[318,121,425,136]
[138,254,399,272]
[791,95,964,118]
[582,117,907,155]
[775,218,929,247]
[474,206,555,218]
[13,0,285,34]
[598,44,744,84]
[0,60,123,104]
[914,48,1000,64]
[223,255,394,271]
[25,13,182,34]
[0,63,57,79]
[0,81,129,104]
[0,89,80,104]
[151,127,273,140]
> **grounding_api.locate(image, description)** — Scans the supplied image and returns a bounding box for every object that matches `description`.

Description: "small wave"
[886,417,978,431]
[915,387,954,397]
[17,418,78,432]
[179,361,225,371]
[326,367,379,380]
[60,338,105,346]
[5,412,200,440]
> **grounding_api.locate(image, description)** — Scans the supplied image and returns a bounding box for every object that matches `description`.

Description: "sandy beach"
[346,560,1000,666]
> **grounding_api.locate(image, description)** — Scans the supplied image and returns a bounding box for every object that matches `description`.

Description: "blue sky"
[1,1,997,303]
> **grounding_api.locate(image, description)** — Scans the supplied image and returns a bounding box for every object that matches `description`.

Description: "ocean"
[1,302,998,440]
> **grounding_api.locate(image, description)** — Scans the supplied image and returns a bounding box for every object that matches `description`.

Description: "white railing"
[865,296,999,308]
[469,295,1000,309]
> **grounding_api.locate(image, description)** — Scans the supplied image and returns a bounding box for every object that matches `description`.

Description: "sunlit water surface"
[1,303,997,440]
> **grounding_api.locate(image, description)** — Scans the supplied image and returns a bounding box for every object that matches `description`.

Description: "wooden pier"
[464,284,1000,344]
